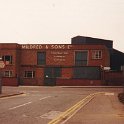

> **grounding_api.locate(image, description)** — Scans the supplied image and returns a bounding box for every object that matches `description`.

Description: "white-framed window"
[24,71,35,78]
[92,50,102,59]
[2,55,12,64]
[4,71,13,77]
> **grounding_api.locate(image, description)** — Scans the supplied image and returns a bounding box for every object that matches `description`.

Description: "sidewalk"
[0,86,24,98]
[64,93,124,124]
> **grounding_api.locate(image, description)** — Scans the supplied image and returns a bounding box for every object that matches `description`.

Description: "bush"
[118,93,124,104]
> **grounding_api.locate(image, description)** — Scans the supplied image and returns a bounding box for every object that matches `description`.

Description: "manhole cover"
[40,111,63,119]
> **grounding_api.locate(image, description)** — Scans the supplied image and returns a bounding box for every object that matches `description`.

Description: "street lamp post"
[0,72,2,94]
[0,57,5,94]
[0,58,2,94]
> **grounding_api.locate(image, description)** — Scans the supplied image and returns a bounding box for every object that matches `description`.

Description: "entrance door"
[44,67,61,86]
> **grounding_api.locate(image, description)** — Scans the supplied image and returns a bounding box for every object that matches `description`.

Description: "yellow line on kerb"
[48,92,105,124]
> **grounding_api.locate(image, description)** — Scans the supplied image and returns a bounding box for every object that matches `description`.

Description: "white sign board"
[104,67,110,71]
[0,61,5,68]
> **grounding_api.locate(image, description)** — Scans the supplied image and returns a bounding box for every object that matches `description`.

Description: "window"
[92,50,102,59]
[37,52,46,65]
[73,67,101,79]
[75,51,88,66]
[24,71,35,78]
[4,71,13,77]
[2,55,12,64]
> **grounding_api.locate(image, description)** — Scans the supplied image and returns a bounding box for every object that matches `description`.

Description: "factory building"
[0,36,124,86]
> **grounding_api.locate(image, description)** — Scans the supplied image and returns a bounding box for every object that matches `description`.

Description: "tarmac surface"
[0,86,124,124]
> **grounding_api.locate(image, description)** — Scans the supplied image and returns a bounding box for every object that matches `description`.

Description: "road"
[0,86,124,124]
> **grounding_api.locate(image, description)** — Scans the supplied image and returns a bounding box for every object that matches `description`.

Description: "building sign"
[51,51,69,62]
[21,44,72,50]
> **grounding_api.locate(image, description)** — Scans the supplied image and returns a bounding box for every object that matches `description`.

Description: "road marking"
[9,101,32,110]
[105,92,114,96]
[39,96,51,101]
[48,92,105,124]
[9,96,51,110]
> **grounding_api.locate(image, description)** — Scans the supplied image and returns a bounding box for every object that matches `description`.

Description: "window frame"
[2,55,12,65]
[37,52,46,65]
[92,50,102,59]
[4,70,13,77]
[75,50,88,66]
[24,71,35,78]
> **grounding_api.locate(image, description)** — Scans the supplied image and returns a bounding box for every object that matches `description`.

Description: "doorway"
[44,67,61,86]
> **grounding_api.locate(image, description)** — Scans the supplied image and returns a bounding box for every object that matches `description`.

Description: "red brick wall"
[20,44,110,67]
[0,49,18,77]
[20,67,44,86]
[56,78,102,86]
[21,50,37,65]
[62,68,73,78]
[46,50,74,66]
[88,49,110,67]
[2,77,18,86]
[104,71,124,85]
[21,78,44,86]
[0,44,110,86]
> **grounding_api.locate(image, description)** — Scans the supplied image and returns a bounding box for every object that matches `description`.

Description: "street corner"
[0,92,25,99]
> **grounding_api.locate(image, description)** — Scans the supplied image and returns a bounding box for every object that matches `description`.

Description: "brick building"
[0,36,124,86]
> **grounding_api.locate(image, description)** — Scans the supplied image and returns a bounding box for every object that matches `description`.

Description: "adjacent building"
[0,36,124,86]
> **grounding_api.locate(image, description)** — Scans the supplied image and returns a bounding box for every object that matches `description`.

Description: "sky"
[0,0,124,52]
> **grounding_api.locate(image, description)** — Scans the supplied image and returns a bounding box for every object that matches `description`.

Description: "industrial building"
[0,36,124,86]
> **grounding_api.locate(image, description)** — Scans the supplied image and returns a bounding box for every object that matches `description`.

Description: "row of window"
[3,71,35,78]
[4,67,101,80]
[37,50,102,66]
[2,50,102,66]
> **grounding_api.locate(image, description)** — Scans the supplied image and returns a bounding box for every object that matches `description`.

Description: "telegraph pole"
[0,57,5,94]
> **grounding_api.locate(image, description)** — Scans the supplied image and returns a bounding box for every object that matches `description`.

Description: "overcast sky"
[0,0,124,52]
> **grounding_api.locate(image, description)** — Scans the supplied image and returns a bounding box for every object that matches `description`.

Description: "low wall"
[20,78,44,86]
[56,78,102,86]
[104,71,124,85]
[2,77,18,86]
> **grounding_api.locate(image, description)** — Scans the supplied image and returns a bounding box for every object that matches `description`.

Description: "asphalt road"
[0,86,124,124]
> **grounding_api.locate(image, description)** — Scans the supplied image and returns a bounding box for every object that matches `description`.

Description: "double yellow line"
[48,92,105,124]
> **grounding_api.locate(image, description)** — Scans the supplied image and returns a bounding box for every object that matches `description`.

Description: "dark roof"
[71,36,113,48]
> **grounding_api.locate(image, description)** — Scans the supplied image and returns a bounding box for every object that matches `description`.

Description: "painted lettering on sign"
[21,44,72,50]
[51,51,69,55]
[50,51,69,62]
[21,45,43,49]
[51,45,65,49]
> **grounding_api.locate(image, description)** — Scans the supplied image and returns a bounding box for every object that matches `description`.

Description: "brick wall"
[2,77,18,86]
[56,78,102,86]
[104,71,124,85]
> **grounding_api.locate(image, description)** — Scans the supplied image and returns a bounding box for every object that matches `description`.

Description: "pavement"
[0,86,24,98]
[0,85,123,98]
